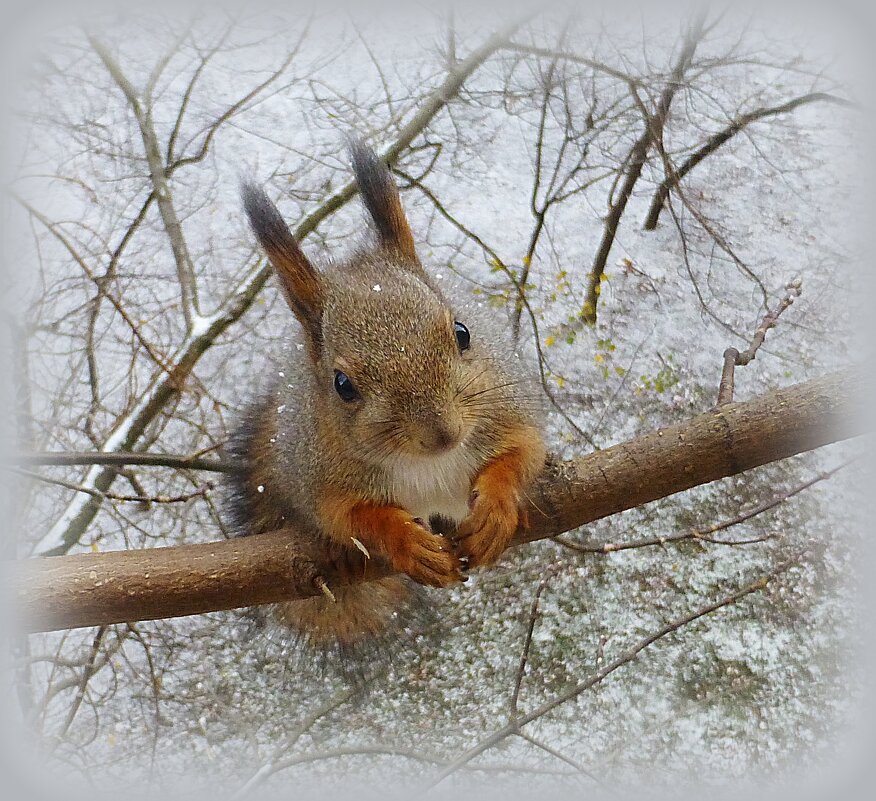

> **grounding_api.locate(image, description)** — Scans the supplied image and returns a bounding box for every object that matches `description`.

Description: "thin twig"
[554,456,855,554]
[8,467,213,505]
[717,279,803,405]
[643,92,853,229]
[10,451,235,473]
[425,552,803,787]
[510,569,558,717]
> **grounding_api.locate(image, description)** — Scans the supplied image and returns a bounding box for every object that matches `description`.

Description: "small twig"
[554,528,774,553]
[50,626,107,745]
[510,568,559,717]
[517,731,605,786]
[503,41,642,87]
[8,467,213,505]
[717,279,803,405]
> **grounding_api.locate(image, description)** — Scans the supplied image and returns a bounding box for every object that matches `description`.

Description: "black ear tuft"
[241,181,323,355]
[349,140,421,268]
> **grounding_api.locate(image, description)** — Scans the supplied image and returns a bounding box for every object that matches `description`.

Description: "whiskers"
[456,373,545,418]
[358,419,408,464]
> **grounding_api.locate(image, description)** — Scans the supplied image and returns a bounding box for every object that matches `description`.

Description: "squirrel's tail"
[267,575,429,679]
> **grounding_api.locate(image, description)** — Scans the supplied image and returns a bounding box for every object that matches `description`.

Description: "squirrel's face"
[317,264,485,465]
[243,141,518,469]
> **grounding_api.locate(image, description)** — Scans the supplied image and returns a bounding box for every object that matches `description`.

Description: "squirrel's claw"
[395,518,464,588]
[454,490,518,569]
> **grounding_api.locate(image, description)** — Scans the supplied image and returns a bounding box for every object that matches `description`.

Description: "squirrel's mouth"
[376,430,470,465]
[412,422,467,456]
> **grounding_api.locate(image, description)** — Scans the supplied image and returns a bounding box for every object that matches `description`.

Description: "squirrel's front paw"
[454,490,519,569]
[392,518,465,588]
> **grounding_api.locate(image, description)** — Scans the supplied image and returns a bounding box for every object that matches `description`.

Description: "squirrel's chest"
[386,450,474,524]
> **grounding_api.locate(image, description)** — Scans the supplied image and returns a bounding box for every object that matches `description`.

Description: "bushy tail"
[268,575,429,680]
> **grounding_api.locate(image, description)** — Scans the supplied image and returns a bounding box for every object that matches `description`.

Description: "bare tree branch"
[10,368,864,633]
[643,92,854,229]
[581,12,707,323]
[554,455,857,553]
[503,41,642,86]
[716,279,802,405]
[10,451,233,473]
[89,35,203,328]
[425,551,804,787]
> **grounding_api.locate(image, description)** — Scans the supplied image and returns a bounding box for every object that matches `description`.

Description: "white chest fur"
[387,447,474,523]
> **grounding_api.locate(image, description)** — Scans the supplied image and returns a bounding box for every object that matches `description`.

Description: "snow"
[7,4,869,797]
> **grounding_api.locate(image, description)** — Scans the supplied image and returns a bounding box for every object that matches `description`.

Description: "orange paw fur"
[454,487,519,568]
[389,516,464,587]
[322,495,463,588]
[455,448,530,568]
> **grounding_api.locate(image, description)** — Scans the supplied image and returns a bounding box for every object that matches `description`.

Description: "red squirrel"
[227,143,546,660]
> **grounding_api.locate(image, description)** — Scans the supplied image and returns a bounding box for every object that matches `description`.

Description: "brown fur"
[229,143,547,666]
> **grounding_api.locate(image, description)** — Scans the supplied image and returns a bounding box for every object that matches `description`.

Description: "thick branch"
[10,369,864,633]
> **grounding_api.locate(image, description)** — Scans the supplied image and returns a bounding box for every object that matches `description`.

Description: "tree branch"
[643,92,853,230]
[425,551,802,787]
[581,12,707,323]
[503,41,642,86]
[89,35,203,328]
[716,279,802,405]
[10,368,864,633]
[10,451,234,474]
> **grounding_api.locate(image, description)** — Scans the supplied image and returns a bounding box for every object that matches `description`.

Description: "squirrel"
[226,142,547,665]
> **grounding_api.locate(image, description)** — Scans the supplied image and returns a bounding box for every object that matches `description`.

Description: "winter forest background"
[1,2,871,797]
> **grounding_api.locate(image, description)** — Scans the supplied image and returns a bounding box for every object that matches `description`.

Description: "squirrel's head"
[243,143,505,465]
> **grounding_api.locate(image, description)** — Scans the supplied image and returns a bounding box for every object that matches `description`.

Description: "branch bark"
[10,368,864,633]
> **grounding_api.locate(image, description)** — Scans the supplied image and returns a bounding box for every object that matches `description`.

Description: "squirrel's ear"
[242,182,323,353]
[350,141,425,276]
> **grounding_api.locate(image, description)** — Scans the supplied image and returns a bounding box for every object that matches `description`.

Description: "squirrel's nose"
[420,414,463,453]
[432,425,457,452]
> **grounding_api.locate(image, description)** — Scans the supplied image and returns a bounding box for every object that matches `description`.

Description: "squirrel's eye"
[454,321,470,352]
[334,370,360,402]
